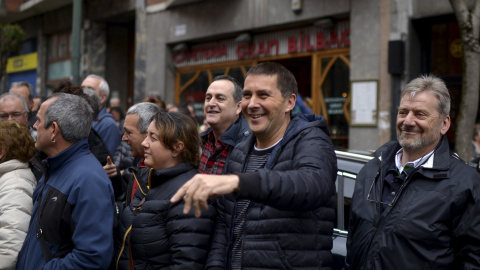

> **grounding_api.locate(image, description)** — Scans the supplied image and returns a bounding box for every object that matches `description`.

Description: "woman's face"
[141,121,178,170]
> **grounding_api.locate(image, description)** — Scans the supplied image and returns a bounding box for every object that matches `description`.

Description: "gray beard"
[397,132,441,151]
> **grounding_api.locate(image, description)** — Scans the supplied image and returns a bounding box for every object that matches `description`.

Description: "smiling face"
[241,74,295,148]
[122,114,147,158]
[396,91,450,155]
[203,80,241,138]
[141,121,178,170]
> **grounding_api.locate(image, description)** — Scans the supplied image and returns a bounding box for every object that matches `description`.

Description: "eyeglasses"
[366,170,408,207]
[0,112,26,121]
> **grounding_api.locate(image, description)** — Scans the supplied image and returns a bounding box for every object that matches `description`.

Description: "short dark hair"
[212,75,243,103]
[152,112,201,168]
[246,62,298,97]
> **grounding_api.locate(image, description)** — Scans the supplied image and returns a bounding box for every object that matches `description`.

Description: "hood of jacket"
[261,113,330,168]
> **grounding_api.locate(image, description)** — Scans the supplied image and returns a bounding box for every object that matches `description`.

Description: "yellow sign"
[450,39,463,58]
[6,52,38,73]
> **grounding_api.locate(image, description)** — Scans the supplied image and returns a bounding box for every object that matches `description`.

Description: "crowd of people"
[0,61,480,269]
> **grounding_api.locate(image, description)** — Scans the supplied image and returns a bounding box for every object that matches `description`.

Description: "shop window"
[180,71,209,104]
[176,64,252,123]
[176,64,252,105]
[414,15,462,143]
[431,22,462,77]
[320,57,350,149]
[175,51,351,149]
[227,67,248,88]
[47,32,71,82]
[211,69,226,81]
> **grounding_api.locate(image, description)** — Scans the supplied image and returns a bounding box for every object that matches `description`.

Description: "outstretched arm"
[171,174,239,218]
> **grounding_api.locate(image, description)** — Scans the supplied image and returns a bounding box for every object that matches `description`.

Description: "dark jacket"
[206,113,338,269]
[16,138,115,270]
[113,141,136,172]
[200,116,251,173]
[93,107,121,156]
[115,163,216,270]
[89,128,111,166]
[346,136,480,269]
[124,160,149,206]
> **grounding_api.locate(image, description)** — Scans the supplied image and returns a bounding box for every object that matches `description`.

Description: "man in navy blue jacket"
[172,62,337,269]
[82,74,121,156]
[17,93,114,270]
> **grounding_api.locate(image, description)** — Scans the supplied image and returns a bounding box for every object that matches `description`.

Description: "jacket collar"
[46,138,90,173]
[200,117,251,146]
[239,113,329,169]
[149,163,195,189]
[376,135,451,180]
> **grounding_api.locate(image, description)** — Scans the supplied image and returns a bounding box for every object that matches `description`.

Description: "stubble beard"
[397,124,441,152]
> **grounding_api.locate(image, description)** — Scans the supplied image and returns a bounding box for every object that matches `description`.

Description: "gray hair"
[212,75,243,103]
[85,74,110,101]
[83,88,101,119]
[401,75,451,116]
[10,81,34,102]
[45,93,93,143]
[126,102,162,134]
[0,93,29,113]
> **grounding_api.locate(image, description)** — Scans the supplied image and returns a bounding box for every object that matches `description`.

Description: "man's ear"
[440,115,451,135]
[235,101,242,115]
[51,121,61,139]
[285,94,296,113]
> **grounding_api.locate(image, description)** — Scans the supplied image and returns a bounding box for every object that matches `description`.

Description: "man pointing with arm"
[172,62,337,269]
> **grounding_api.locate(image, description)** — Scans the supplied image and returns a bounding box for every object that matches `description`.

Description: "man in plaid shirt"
[199,75,250,174]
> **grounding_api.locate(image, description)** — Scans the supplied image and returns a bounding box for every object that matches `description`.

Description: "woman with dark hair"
[115,111,215,270]
[0,121,36,269]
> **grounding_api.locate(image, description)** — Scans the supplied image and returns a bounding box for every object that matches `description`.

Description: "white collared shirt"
[395,148,435,174]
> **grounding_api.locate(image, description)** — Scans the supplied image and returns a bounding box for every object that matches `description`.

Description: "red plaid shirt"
[199,130,231,174]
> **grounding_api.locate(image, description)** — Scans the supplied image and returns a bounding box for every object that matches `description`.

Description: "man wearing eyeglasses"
[346,75,480,269]
[9,81,36,128]
[0,93,36,140]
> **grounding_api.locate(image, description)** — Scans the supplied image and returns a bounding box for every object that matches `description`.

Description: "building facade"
[0,0,465,151]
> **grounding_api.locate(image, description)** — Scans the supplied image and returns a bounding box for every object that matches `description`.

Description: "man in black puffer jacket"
[346,75,480,269]
[172,62,337,269]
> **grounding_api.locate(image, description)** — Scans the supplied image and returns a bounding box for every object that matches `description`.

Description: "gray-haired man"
[82,74,121,156]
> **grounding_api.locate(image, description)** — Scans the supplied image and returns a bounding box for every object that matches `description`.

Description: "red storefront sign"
[174,22,350,67]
